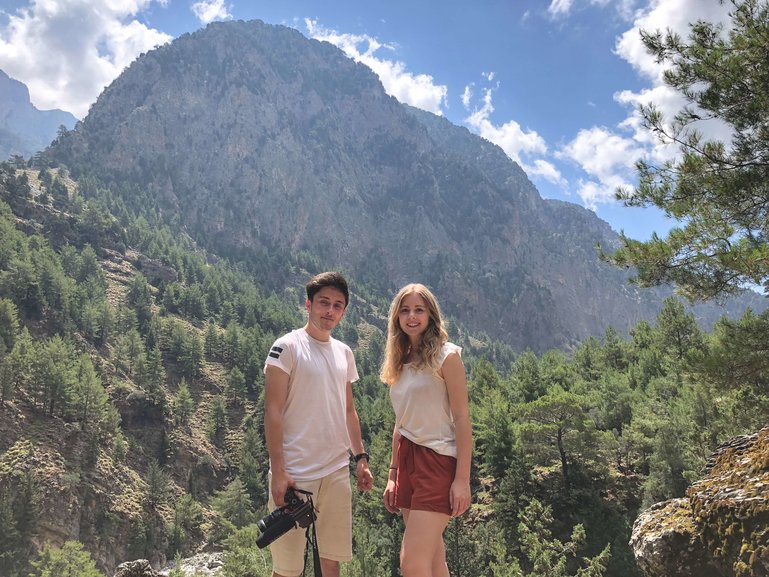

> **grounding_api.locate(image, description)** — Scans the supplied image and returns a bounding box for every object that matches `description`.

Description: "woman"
[381,283,472,577]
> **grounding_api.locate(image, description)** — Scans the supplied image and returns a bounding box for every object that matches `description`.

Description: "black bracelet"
[352,452,369,464]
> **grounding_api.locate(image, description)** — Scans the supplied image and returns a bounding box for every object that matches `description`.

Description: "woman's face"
[397,292,431,342]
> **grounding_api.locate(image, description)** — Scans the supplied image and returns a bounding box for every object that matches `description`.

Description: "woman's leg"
[400,509,451,577]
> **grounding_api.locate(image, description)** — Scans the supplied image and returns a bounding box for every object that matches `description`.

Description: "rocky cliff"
[0,69,77,160]
[630,427,769,577]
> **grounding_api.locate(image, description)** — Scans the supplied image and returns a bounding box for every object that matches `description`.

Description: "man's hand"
[271,469,296,507]
[356,461,374,491]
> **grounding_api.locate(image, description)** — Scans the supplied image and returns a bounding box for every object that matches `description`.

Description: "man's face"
[306,286,347,333]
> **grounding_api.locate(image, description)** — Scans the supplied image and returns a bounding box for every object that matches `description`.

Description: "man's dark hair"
[306,272,349,307]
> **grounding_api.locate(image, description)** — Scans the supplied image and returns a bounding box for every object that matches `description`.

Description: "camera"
[256,488,316,549]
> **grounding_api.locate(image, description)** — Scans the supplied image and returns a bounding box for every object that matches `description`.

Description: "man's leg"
[319,558,340,577]
[314,467,353,572]
[266,472,321,577]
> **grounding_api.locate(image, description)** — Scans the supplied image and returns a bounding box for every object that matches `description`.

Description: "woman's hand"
[383,477,399,514]
[449,478,471,517]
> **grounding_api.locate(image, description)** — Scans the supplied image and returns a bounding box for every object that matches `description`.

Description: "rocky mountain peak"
[47,18,765,352]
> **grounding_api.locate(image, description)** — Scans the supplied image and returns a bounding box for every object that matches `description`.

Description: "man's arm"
[345,380,373,491]
[383,424,401,513]
[264,364,293,506]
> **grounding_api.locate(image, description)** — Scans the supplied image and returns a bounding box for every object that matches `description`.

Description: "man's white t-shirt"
[264,327,359,481]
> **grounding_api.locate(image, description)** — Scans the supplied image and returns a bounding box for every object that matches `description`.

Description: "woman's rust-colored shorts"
[395,435,456,515]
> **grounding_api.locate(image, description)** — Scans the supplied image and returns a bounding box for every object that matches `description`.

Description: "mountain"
[0,69,78,160]
[45,19,765,353]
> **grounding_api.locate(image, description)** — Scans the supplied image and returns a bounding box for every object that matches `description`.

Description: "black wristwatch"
[352,452,369,464]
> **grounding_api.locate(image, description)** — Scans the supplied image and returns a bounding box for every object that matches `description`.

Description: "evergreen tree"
[34,336,75,416]
[206,394,228,446]
[168,493,203,557]
[141,343,166,407]
[608,0,769,300]
[114,328,144,378]
[515,499,611,577]
[655,297,704,364]
[0,297,19,354]
[210,477,256,529]
[0,472,39,577]
[699,308,769,426]
[145,461,170,508]
[238,417,269,506]
[29,541,102,577]
[517,387,595,489]
[68,354,110,430]
[204,321,221,359]
[226,366,247,402]
[511,350,544,402]
[173,379,195,426]
[126,273,153,336]
[220,525,270,577]
[1,258,43,317]
[2,327,34,403]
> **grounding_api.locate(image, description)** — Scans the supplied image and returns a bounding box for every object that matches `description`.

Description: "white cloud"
[463,84,565,186]
[305,19,448,115]
[548,0,575,18]
[614,0,734,140]
[548,0,736,209]
[548,0,642,20]
[560,126,642,181]
[191,0,231,25]
[529,159,567,186]
[616,0,731,82]
[461,84,473,108]
[465,87,547,162]
[574,179,613,211]
[557,126,644,207]
[0,0,171,118]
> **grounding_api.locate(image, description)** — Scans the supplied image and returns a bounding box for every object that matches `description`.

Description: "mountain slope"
[46,19,764,352]
[0,70,78,160]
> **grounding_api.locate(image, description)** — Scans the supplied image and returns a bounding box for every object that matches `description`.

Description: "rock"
[114,559,161,577]
[629,498,721,577]
[631,427,769,577]
[137,254,178,284]
[158,552,225,576]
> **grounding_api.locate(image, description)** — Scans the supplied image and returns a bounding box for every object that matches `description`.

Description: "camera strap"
[301,495,322,577]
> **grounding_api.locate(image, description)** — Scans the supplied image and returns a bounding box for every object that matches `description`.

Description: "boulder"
[631,427,769,577]
[114,559,160,577]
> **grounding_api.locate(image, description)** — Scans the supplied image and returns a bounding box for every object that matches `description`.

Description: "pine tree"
[608,0,769,300]
[29,541,102,577]
[173,379,195,426]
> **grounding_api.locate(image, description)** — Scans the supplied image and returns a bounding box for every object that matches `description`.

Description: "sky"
[0,0,737,241]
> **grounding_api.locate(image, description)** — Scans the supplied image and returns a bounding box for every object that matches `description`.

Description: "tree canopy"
[608,0,769,301]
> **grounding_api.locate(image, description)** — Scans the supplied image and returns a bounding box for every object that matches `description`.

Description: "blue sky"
[0,0,735,240]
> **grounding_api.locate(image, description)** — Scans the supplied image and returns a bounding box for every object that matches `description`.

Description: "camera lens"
[257,508,284,532]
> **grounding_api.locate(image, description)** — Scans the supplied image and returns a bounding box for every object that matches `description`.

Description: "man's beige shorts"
[267,466,352,577]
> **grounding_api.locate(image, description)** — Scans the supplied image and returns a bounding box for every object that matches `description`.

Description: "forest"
[1,1,769,575]
[0,155,766,577]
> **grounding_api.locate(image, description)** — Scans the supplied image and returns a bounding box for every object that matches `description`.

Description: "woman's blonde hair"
[380,283,448,385]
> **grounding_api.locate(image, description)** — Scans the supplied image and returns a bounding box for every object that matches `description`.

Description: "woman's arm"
[442,351,472,516]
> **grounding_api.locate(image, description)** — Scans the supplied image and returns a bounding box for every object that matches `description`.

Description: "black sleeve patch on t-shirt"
[268,345,283,359]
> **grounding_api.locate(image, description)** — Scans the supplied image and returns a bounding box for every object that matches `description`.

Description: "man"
[263,271,374,577]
